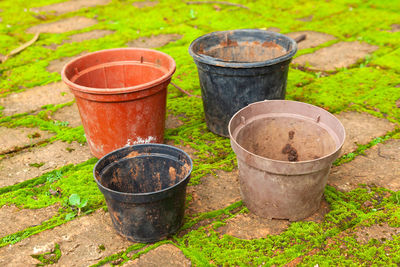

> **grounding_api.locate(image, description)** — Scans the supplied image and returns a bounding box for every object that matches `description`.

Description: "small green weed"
[65,193,88,220]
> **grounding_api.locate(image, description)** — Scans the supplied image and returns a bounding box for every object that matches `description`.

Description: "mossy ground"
[0,0,399,265]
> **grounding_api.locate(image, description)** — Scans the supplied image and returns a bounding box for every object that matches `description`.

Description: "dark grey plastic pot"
[189,29,297,137]
[93,144,193,243]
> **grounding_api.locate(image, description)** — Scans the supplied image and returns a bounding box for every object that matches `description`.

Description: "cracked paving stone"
[125,244,191,267]
[335,111,396,155]
[0,82,73,116]
[329,139,400,191]
[285,31,336,50]
[52,103,82,128]
[187,169,241,214]
[31,0,111,15]
[0,205,59,238]
[127,34,182,48]
[293,41,378,71]
[27,17,97,34]
[0,140,92,187]
[0,209,132,266]
[0,127,54,154]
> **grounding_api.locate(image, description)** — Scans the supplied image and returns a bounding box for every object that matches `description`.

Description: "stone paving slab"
[335,111,397,155]
[0,205,59,238]
[293,41,379,71]
[125,244,191,267]
[45,30,114,50]
[217,199,330,239]
[0,209,132,266]
[187,169,241,214]
[127,34,182,49]
[132,1,159,8]
[47,52,87,74]
[355,223,400,244]
[52,103,81,128]
[31,0,111,15]
[0,82,73,116]
[0,140,91,187]
[26,17,97,34]
[285,31,336,50]
[329,139,400,191]
[0,127,54,154]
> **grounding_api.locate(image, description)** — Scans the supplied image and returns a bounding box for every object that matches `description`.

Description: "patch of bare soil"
[0,82,73,116]
[329,139,400,191]
[27,17,97,34]
[0,127,54,154]
[0,140,91,187]
[217,213,290,239]
[388,24,400,33]
[297,15,313,22]
[127,34,182,48]
[132,1,159,8]
[47,52,87,73]
[285,31,336,50]
[293,41,378,71]
[303,199,331,224]
[31,0,111,15]
[0,209,132,266]
[335,111,396,155]
[0,205,59,238]
[187,169,241,214]
[52,103,82,128]
[165,114,183,129]
[355,223,400,244]
[164,141,198,160]
[45,30,114,50]
[124,244,191,267]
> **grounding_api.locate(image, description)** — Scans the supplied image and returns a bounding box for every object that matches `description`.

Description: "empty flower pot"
[229,100,345,221]
[189,29,297,137]
[62,48,176,158]
[94,144,193,243]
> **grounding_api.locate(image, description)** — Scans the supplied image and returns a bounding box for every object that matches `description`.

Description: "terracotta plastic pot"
[229,100,345,221]
[189,29,297,137]
[61,48,176,158]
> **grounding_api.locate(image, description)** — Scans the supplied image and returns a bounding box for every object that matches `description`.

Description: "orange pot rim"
[61,48,176,95]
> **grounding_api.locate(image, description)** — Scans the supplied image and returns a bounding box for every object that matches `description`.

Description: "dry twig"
[1,32,40,63]
[186,1,249,10]
[171,82,201,98]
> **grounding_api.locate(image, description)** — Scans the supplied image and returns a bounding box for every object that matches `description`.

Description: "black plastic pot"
[189,29,297,137]
[93,144,193,243]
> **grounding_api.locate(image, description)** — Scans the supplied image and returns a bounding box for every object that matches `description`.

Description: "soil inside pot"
[236,116,336,162]
[199,41,287,63]
[71,62,166,89]
[99,156,190,193]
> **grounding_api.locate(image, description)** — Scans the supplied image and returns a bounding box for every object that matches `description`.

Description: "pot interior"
[202,42,287,63]
[99,155,190,194]
[193,30,293,63]
[71,62,166,89]
[236,116,337,162]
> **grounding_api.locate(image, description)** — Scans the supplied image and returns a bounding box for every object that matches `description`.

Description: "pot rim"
[93,143,193,198]
[189,29,298,68]
[228,100,346,165]
[61,48,176,95]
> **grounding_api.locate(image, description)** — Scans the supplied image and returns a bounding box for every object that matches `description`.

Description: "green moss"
[31,243,61,266]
